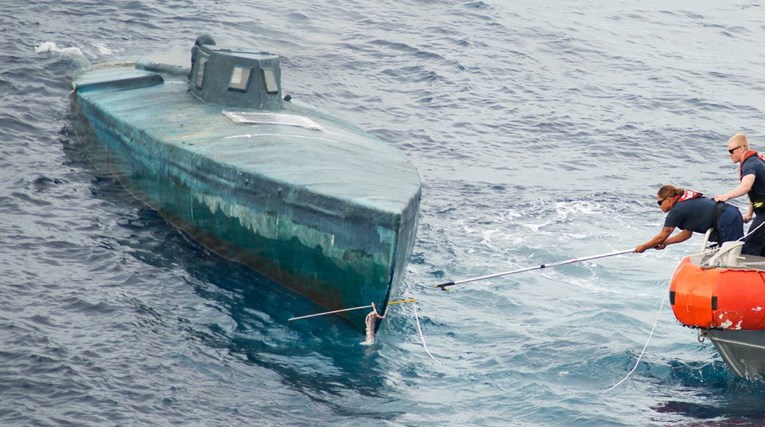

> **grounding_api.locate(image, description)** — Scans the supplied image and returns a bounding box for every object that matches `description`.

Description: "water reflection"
[653,360,765,423]
[61,125,393,409]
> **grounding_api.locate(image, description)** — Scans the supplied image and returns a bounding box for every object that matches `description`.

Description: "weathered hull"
[71,63,420,333]
[708,329,765,377]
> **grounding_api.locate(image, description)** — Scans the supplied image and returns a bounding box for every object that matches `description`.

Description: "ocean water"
[3,0,765,425]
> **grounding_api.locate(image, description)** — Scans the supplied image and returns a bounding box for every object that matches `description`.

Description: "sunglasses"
[728,146,743,154]
[657,198,666,206]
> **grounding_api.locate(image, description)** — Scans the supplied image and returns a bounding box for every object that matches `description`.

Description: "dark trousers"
[716,205,744,244]
[743,213,765,256]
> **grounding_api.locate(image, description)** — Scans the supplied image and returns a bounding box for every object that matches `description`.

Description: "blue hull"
[70,50,420,333]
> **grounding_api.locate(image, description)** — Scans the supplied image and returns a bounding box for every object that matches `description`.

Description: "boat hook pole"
[435,248,634,291]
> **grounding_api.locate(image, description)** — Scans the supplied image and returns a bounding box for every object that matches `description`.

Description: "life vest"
[739,150,765,179]
[671,189,725,242]
[673,189,703,204]
[739,151,765,213]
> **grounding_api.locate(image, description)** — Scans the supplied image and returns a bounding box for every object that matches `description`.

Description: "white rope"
[740,217,765,241]
[360,299,438,361]
[289,304,373,322]
[413,301,436,361]
[602,282,670,393]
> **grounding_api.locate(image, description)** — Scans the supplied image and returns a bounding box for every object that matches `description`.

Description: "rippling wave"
[3,0,765,425]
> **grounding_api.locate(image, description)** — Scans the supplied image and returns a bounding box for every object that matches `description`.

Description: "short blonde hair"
[728,133,750,150]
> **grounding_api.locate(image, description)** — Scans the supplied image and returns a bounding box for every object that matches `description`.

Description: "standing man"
[714,133,765,256]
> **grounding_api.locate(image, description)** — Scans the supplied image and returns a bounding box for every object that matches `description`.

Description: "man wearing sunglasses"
[635,185,743,253]
[714,133,765,256]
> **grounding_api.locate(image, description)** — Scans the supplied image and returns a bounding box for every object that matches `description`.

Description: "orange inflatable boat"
[669,240,765,377]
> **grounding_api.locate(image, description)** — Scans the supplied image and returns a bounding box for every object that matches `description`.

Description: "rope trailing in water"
[289,298,435,359]
[288,298,416,322]
[361,300,436,361]
[412,300,436,361]
[602,281,670,393]
[435,249,634,290]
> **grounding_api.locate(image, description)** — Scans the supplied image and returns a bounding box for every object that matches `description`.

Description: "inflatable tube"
[670,256,765,330]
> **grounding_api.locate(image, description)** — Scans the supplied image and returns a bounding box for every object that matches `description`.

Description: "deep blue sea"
[3,0,765,425]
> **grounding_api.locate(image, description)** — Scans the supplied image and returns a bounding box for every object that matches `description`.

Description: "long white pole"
[435,249,634,290]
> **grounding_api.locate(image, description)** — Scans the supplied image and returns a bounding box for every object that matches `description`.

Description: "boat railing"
[689,235,765,270]
[689,221,765,270]
[701,241,745,268]
[687,229,719,265]
[699,228,714,253]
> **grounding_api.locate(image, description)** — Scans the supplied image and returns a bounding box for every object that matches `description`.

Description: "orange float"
[668,241,765,377]
[670,255,765,330]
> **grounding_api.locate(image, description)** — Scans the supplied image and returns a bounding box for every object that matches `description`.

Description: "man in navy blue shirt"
[714,133,765,256]
[635,185,743,253]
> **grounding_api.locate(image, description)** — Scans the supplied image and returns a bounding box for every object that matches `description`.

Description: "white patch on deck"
[223,133,335,143]
[719,319,733,329]
[223,111,323,131]
[753,307,763,312]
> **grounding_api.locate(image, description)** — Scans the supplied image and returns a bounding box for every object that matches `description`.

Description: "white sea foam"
[90,41,114,56]
[34,41,84,56]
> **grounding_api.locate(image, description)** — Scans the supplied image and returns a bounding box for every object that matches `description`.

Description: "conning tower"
[189,35,282,110]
